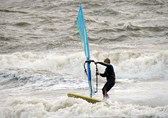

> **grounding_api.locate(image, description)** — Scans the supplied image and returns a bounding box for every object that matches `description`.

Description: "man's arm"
[99,72,106,77]
[97,62,109,67]
[96,62,107,77]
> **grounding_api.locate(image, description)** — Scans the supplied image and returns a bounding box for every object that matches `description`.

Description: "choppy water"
[0,0,168,118]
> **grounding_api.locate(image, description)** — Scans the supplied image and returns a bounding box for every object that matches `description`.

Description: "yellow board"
[67,93,102,104]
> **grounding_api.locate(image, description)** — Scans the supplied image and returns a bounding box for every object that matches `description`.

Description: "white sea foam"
[0,95,168,118]
[0,50,168,81]
[0,44,167,116]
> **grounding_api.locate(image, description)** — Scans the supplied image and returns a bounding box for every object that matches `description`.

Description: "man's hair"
[104,58,110,64]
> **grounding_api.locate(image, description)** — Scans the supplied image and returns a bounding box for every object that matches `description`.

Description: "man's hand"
[94,62,98,64]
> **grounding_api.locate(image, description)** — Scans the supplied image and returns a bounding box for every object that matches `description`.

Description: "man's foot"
[106,94,109,99]
[103,94,109,100]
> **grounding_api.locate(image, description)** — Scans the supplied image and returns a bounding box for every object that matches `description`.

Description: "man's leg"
[104,82,115,98]
[102,82,108,98]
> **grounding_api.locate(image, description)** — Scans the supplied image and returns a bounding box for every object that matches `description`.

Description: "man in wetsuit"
[95,58,115,99]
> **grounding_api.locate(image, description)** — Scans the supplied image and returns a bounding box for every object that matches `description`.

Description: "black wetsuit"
[98,62,115,98]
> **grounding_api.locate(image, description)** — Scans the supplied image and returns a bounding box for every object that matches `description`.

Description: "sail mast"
[77,4,93,97]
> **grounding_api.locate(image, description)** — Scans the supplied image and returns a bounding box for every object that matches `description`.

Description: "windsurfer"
[95,58,115,99]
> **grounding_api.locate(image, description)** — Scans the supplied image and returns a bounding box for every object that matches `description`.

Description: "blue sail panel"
[77,4,90,59]
[77,4,93,97]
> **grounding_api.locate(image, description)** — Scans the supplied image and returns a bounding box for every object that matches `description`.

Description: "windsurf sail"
[77,4,94,97]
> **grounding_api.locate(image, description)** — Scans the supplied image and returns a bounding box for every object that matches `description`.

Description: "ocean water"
[0,0,168,117]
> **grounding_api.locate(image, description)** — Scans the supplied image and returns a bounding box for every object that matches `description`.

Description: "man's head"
[104,58,110,64]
